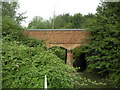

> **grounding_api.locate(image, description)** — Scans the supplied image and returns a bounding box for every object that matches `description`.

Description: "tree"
[52,13,72,29]
[28,16,51,29]
[2,1,28,43]
[84,2,120,87]
[71,13,84,28]
[82,13,96,29]
[2,1,18,19]
[2,1,27,24]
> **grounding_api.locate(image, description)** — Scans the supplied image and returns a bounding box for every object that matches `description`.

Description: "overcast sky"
[18,0,101,27]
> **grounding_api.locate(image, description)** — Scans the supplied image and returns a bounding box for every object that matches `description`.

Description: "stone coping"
[24,29,87,31]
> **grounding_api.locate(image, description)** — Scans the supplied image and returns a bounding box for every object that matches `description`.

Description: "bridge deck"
[24,29,86,31]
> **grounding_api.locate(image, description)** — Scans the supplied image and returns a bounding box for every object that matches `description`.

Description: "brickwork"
[23,29,90,66]
[66,50,73,66]
[23,30,89,49]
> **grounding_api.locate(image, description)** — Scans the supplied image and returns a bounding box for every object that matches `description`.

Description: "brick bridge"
[23,29,89,66]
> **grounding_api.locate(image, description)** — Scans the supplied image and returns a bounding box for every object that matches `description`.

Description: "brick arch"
[46,43,81,50]
[46,44,67,50]
[46,45,67,50]
[23,29,90,66]
[72,44,84,50]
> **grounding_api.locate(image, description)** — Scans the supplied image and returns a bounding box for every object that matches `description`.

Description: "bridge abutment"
[66,49,73,66]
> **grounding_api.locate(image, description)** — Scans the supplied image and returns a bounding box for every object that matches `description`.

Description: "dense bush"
[2,16,22,38]
[3,29,109,89]
[2,39,76,88]
[2,40,107,88]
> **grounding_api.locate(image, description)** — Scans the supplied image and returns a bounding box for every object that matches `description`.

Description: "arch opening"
[49,46,67,64]
[73,46,87,72]
[46,44,68,50]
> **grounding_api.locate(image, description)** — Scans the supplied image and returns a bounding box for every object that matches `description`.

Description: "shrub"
[2,40,75,88]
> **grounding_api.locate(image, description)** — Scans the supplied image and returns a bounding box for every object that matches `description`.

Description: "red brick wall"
[23,30,90,50]
[66,50,73,66]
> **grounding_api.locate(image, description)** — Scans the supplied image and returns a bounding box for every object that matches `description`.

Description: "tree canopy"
[83,2,120,87]
[28,13,96,29]
[2,1,27,24]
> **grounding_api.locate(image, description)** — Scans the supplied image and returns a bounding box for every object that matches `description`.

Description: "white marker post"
[44,75,47,90]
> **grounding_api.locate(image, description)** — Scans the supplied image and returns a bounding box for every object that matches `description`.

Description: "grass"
[73,70,114,88]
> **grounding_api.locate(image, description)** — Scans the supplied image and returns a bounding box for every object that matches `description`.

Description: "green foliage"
[2,16,45,48]
[2,13,74,88]
[2,2,27,24]
[82,13,96,29]
[28,13,96,29]
[2,2,18,19]
[71,13,84,28]
[2,0,74,88]
[2,16,22,39]
[2,39,107,88]
[50,46,66,61]
[83,2,120,87]
[2,16,107,88]
[53,13,73,29]
[2,40,76,88]
[28,16,51,29]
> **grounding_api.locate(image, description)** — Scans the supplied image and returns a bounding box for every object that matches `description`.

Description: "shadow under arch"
[48,46,67,63]
[46,44,68,50]
[73,46,87,72]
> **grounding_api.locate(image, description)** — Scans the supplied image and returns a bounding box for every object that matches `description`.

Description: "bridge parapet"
[23,29,89,49]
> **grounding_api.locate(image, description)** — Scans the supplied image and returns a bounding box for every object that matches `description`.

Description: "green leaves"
[2,2,27,24]
[2,40,76,88]
[2,38,107,88]
[83,2,120,87]
[2,16,22,40]
[27,13,96,29]
[28,16,51,29]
